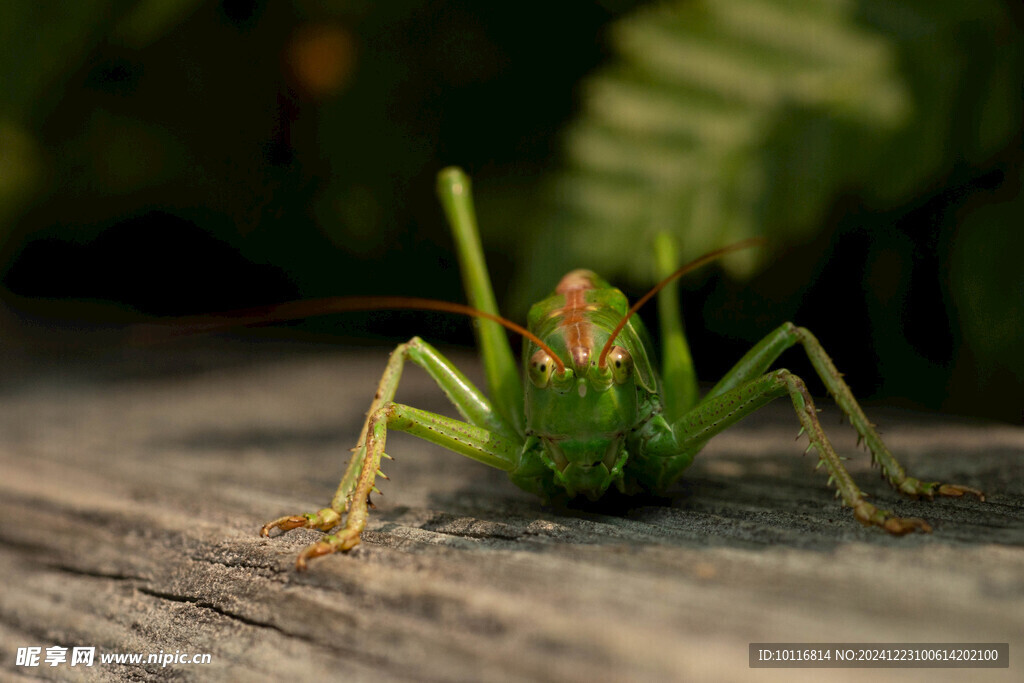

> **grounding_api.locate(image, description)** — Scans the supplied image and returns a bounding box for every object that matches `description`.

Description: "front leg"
[702,323,984,502]
[260,336,522,569]
[288,402,521,569]
[636,369,934,534]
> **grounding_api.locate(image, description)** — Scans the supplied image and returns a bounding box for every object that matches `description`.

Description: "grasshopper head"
[524,329,637,499]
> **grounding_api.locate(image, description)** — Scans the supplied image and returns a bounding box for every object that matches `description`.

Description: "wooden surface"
[1,339,1022,682]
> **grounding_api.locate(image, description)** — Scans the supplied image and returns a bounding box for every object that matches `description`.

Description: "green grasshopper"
[260,167,984,569]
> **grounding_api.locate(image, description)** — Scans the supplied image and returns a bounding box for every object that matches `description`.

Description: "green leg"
[654,233,698,419]
[291,403,519,569]
[702,323,984,502]
[639,369,935,533]
[261,336,521,569]
[437,168,524,435]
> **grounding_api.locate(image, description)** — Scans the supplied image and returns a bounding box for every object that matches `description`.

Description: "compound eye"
[607,345,633,384]
[528,349,555,388]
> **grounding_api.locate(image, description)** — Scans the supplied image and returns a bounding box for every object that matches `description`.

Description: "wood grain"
[1,340,1022,681]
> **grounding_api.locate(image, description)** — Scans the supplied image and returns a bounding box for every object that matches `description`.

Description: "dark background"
[1,0,1022,422]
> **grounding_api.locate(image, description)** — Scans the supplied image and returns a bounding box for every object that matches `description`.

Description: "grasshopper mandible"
[260,167,984,569]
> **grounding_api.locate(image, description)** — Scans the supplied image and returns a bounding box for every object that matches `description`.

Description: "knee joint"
[369,402,397,425]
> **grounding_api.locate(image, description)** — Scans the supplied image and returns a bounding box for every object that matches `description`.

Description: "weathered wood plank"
[1,341,1022,681]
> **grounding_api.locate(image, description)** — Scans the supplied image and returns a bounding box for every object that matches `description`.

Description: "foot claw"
[854,501,932,535]
[260,515,311,537]
[882,516,932,535]
[937,484,985,502]
[294,530,362,571]
[900,478,986,503]
[261,508,358,570]
[260,508,341,537]
[295,541,336,571]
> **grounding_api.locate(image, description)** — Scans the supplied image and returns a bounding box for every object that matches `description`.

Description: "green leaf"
[509,0,1020,306]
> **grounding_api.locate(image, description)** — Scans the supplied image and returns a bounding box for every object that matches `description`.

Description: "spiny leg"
[260,336,520,569]
[292,402,520,569]
[701,322,984,502]
[639,369,932,533]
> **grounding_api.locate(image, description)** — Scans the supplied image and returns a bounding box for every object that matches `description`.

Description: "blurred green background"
[1,0,1022,422]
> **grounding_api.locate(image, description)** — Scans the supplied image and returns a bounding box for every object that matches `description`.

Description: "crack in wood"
[136,586,289,636]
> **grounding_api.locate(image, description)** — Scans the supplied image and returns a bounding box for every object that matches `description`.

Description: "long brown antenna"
[134,295,566,374]
[597,238,766,368]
